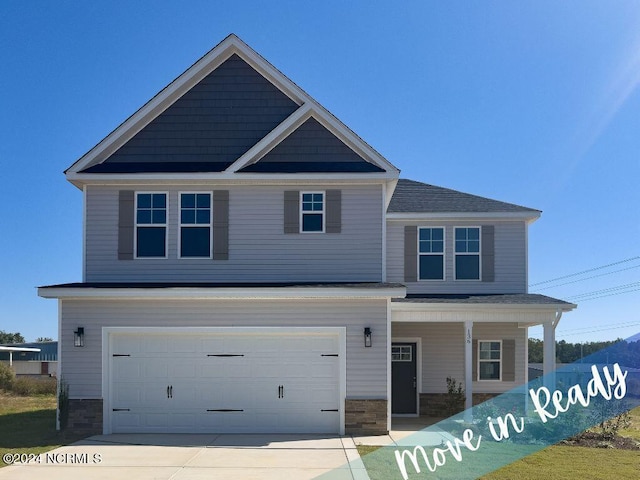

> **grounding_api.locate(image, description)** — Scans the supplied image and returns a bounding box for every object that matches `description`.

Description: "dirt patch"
[561,431,640,450]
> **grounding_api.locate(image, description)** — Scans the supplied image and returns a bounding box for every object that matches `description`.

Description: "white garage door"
[107,329,342,434]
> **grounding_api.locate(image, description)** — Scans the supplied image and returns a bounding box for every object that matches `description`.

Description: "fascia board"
[66,171,399,188]
[386,212,541,222]
[391,302,576,313]
[0,347,42,352]
[37,286,407,300]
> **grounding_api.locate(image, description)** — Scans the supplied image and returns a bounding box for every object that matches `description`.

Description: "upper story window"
[478,340,501,380]
[418,227,444,280]
[180,193,212,258]
[455,227,480,280]
[135,193,167,258]
[301,192,324,232]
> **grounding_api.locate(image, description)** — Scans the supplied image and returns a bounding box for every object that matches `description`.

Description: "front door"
[391,342,417,414]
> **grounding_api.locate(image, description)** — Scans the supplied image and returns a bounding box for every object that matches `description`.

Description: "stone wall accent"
[345,399,388,435]
[66,399,103,435]
[419,393,500,417]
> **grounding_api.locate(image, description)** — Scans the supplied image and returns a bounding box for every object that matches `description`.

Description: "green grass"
[0,393,87,467]
[356,406,640,479]
[481,445,640,479]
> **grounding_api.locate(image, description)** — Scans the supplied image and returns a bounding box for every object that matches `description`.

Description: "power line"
[533,264,640,291]
[558,320,640,334]
[557,322,640,337]
[567,281,640,300]
[529,256,640,287]
[569,287,640,303]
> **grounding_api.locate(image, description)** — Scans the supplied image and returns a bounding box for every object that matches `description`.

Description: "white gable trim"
[66,34,398,178]
[227,105,395,174]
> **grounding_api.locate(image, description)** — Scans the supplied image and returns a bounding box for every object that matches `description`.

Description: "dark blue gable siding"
[239,117,385,173]
[83,54,299,173]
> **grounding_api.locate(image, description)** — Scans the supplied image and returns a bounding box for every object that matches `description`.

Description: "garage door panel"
[109,331,341,434]
[169,360,197,378]
[200,358,251,378]
[112,359,141,380]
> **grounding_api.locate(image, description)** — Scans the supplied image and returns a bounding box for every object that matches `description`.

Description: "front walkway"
[354,417,452,447]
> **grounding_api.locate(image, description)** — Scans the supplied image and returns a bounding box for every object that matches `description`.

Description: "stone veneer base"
[66,399,103,436]
[345,398,388,435]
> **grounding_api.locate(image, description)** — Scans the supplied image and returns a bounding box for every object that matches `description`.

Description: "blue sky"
[1,1,638,343]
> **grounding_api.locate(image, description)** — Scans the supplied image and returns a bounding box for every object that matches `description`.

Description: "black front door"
[391,342,417,414]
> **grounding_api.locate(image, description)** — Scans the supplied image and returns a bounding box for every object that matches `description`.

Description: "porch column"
[543,311,562,389]
[464,320,473,420]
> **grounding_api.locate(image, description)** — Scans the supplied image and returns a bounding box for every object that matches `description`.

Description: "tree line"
[529,338,640,367]
[0,331,53,344]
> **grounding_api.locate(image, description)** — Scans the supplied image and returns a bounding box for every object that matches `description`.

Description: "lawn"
[356,406,640,480]
[0,394,86,467]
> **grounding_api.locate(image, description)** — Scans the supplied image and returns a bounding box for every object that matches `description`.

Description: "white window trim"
[417,226,445,281]
[477,339,502,382]
[134,191,168,260]
[454,226,482,281]
[178,191,213,259]
[299,191,325,233]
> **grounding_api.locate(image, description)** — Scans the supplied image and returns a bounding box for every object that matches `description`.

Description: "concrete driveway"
[0,433,368,480]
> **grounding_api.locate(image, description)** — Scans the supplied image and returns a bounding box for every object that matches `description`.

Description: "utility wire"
[558,320,640,334]
[569,287,640,303]
[529,256,640,287]
[533,264,640,291]
[557,322,640,337]
[567,281,640,300]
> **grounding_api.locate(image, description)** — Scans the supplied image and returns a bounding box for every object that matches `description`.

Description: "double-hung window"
[301,192,324,232]
[455,227,480,280]
[418,227,444,280]
[478,340,501,380]
[180,193,212,258]
[135,193,167,258]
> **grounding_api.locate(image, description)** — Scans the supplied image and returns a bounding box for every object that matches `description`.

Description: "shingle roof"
[388,179,540,214]
[393,293,574,306]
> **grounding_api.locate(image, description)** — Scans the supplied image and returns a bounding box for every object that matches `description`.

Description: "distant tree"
[36,337,54,342]
[528,338,637,364]
[528,338,543,363]
[0,331,25,344]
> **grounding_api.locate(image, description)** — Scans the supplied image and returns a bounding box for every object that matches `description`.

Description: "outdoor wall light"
[364,327,372,348]
[74,327,85,347]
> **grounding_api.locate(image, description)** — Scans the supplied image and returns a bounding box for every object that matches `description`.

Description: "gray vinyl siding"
[392,322,526,394]
[387,221,527,294]
[85,184,383,282]
[60,298,388,399]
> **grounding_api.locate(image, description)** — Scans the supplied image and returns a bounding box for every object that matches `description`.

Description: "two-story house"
[38,34,575,436]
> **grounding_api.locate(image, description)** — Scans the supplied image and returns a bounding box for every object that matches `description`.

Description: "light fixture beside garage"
[74,327,85,347]
[364,327,372,347]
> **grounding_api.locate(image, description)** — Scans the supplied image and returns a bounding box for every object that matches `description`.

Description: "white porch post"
[464,320,473,421]
[543,311,562,389]
[9,352,13,367]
